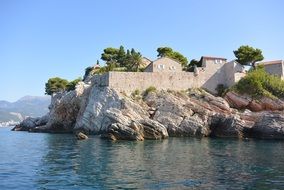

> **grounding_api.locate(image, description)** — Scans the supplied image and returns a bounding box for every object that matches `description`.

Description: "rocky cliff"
[13,82,284,140]
[225,91,284,112]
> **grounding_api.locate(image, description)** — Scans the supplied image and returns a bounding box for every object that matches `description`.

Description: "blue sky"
[0,0,283,101]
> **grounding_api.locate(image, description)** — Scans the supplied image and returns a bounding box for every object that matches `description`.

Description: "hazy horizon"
[1,0,283,101]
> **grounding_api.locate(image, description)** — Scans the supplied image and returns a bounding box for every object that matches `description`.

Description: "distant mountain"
[0,95,50,125]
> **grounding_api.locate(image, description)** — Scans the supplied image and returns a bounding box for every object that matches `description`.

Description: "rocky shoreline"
[12,82,284,140]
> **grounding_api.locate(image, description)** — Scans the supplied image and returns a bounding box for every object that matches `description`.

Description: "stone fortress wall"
[92,58,245,94]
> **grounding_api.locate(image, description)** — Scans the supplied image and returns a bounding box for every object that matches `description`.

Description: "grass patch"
[131,89,141,96]
[143,86,157,96]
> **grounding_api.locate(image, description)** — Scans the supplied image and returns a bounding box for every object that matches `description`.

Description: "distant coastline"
[0,120,19,127]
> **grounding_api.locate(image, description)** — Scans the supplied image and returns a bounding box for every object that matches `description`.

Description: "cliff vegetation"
[232,66,284,99]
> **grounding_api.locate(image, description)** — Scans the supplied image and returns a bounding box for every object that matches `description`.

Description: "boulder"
[250,114,284,139]
[210,114,246,138]
[169,116,210,137]
[225,91,284,112]
[12,117,41,131]
[76,132,89,140]
[224,91,251,109]
[139,118,168,140]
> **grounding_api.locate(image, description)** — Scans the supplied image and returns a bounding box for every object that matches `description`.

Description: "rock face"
[45,82,91,132]
[225,91,284,112]
[76,132,89,140]
[74,87,168,140]
[15,83,284,140]
[11,114,49,132]
[250,114,284,139]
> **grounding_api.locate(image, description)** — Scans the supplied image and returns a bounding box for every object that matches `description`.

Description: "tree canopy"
[45,77,82,95]
[233,45,264,68]
[186,59,202,72]
[45,77,69,95]
[124,48,142,72]
[101,46,143,71]
[156,47,188,67]
[66,77,82,91]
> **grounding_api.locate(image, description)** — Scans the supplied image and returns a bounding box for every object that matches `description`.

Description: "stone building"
[258,60,284,79]
[144,57,182,72]
[92,56,245,94]
[200,56,227,67]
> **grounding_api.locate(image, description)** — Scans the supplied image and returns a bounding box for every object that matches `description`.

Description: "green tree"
[233,45,264,68]
[45,77,69,95]
[100,46,143,72]
[125,48,143,72]
[187,59,201,72]
[101,47,120,66]
[157,47,173,57]
[117,45,126,66]
[156,47,188,67]
[83,66,93,81]
[66,77,82,91]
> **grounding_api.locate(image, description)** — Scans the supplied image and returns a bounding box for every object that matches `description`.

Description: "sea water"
[0,127,284,190]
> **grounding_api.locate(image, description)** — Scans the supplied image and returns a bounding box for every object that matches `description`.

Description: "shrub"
[232,66,284,99]
[83,66,93,80]
[132,89,140,96]
[45,77,69,95]
[66,78,82,92]
[216,84,228,97]
[144,86,157,96]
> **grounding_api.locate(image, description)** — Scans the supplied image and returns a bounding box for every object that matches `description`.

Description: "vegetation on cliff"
[232,66,284,99]
[45,77,82,95]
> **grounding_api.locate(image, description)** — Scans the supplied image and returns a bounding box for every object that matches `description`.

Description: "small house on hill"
[258,60,284,79]
[144,57,182,72]
[200,56,227,67]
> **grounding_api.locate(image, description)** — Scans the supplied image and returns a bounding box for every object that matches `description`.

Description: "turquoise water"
[0,127,284,190]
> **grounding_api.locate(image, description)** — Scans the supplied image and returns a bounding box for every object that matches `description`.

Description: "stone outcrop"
[45,82,91,132]
[225,91,284,112]
[249,114,284,139]
[15,83,284,140]
[11,114,49,132]
[76,132,89,140]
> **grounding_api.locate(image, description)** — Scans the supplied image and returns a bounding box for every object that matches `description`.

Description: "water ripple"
[1,127,284,189]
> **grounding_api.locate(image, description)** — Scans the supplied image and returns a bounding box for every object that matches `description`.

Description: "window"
[215,59,223,64]
[169,66,176,70]
[158,64,165,69]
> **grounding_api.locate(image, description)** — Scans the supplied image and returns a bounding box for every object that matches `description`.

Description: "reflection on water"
[0,127,284,189]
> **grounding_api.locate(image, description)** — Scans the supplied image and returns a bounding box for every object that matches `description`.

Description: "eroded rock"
[15,84,284,140]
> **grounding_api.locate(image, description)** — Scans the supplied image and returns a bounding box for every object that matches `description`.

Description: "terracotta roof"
[201,56,227,60]
[258,60,283,66]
